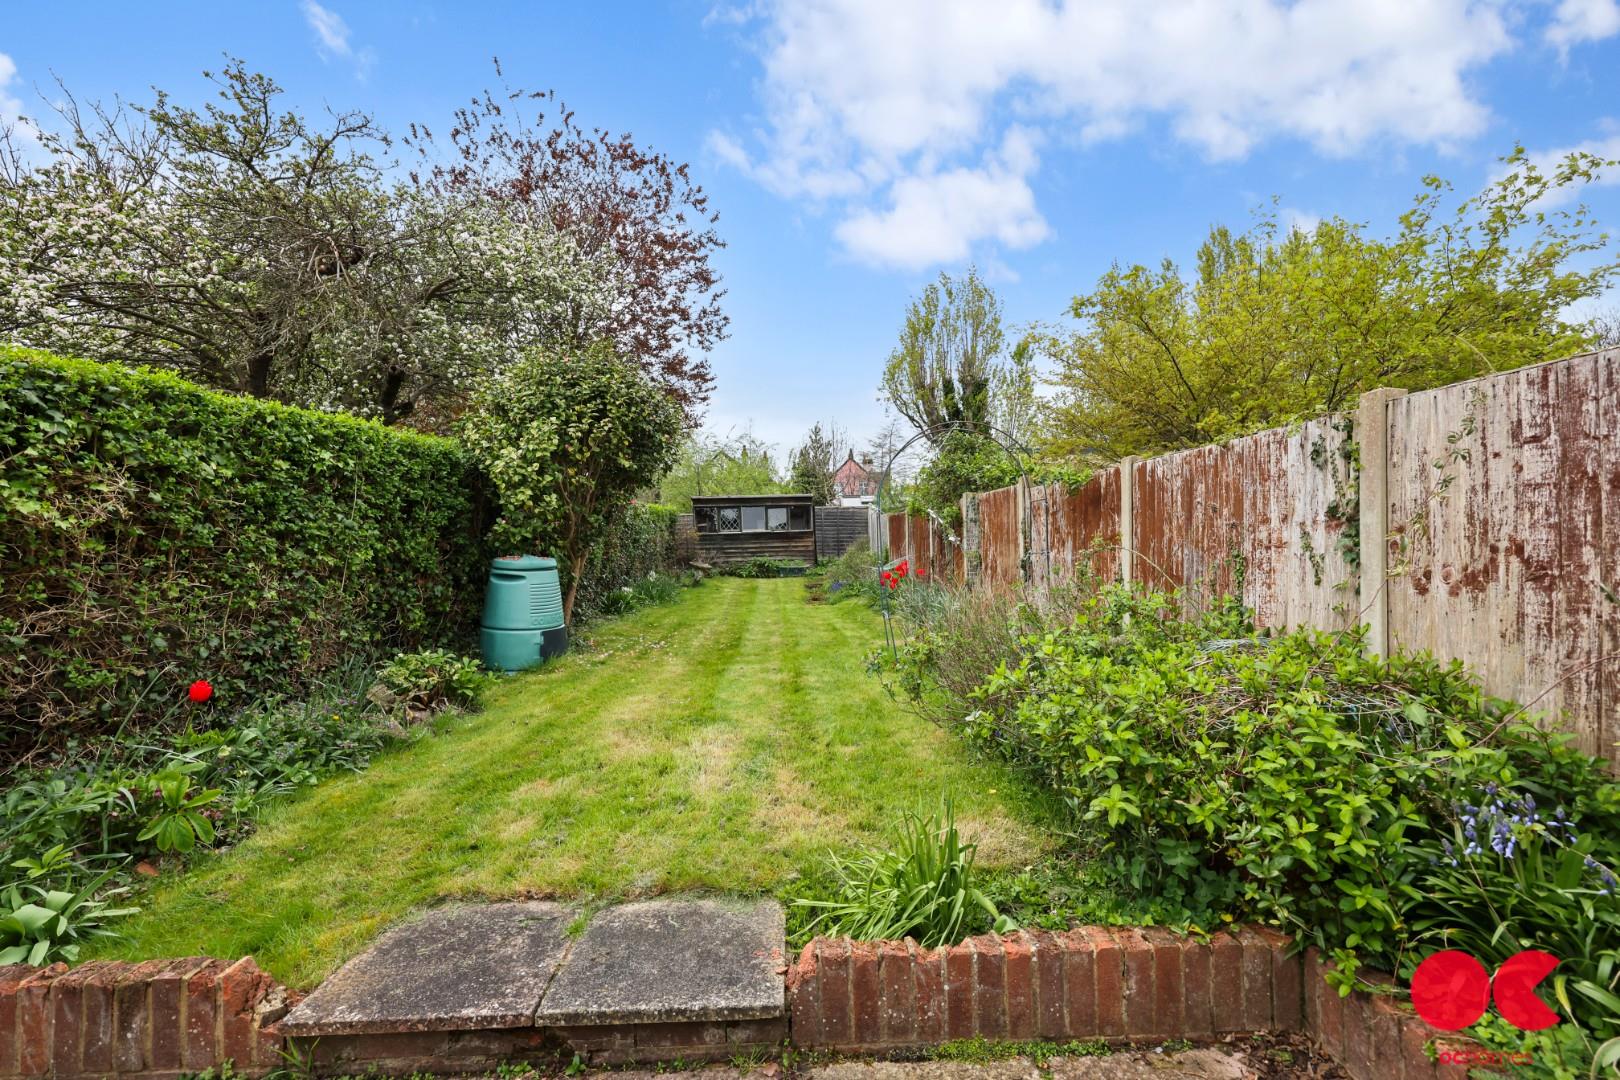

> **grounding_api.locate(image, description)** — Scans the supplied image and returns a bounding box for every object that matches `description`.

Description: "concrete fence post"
[961,493,981,587]
[1016,477,1031,584]
[1356,387,1407,657]
[1118,456,1139,586]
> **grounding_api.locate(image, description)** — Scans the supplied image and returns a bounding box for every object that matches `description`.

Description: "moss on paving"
[94,578,1060,987]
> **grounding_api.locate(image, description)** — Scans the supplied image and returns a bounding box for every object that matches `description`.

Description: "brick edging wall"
[4,932,1482,1079]
[0,958,293,1079]
[787,927,1474,1080]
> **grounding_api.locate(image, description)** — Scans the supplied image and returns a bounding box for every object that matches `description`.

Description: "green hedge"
[572,502,679,622]
[0,348,489,756]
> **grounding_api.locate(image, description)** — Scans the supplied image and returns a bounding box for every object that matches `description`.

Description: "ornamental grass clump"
[792,801,1011,947]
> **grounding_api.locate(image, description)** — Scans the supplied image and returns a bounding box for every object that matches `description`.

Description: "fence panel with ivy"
[885,347,1620,767]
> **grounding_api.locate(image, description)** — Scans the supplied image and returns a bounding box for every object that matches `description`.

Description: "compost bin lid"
[490,555,557,571]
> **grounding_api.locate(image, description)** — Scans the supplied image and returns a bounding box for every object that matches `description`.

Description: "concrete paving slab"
[805,1049,1254,1080]
[1047,1048,1251,1080]
[805,1063,1045,1080]
[534,898,785,1025]
[280,901,572,1035]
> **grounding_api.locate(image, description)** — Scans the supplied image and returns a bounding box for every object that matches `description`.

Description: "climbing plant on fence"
[0,347,490,758]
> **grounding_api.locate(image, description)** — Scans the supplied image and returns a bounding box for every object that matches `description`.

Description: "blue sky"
[5,1,1619,457]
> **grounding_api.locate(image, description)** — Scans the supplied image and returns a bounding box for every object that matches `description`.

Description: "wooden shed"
[689,494,816,566]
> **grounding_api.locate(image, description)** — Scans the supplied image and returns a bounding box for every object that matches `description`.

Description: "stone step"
[279,898,785,1040]
[536,899,786,1026]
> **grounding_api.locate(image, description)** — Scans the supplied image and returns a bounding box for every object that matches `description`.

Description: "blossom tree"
[407,64,728,415]
[0,60,618,427]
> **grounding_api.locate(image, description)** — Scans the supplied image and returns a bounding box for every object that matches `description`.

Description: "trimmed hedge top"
[0,347,488,755]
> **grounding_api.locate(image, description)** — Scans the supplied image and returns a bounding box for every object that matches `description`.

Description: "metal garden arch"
[870,420,1046,654]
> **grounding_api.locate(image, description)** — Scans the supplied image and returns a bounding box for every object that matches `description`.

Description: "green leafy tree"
[1034,148,1618,460]
[788,421,845,504]
[653,429,783,511]
[907,430,1022,526]
[460,342,684,622]
[880,266,1005,444]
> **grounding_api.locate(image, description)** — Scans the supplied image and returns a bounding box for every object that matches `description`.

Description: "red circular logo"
[1411,950,1491,1030]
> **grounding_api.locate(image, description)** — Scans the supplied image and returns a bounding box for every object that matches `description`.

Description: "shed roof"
[691,493,815,507]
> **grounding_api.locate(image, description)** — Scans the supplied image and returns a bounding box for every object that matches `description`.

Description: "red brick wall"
[6,936,1482,1079]
[788,928,1473,1080]
[0,958,291,1079]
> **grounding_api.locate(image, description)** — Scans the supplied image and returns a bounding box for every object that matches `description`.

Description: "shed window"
[700,503,813,533]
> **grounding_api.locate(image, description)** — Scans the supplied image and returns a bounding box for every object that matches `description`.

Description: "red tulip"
[188,679,213,703]
[915,567,926,578]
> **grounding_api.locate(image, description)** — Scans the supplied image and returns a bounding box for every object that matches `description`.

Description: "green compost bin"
[480,555,568,672]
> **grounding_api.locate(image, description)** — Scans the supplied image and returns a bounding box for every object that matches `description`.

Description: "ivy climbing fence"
[882,346,1620,767]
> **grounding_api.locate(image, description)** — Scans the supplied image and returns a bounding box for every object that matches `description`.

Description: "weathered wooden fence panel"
[814,506,871,562]
[1385,349,1617,760]
[885,513,906,561]
[1036,469,1127,586]
[976,485,1022,590]
[871,349,1618,765]
[1133,419,1356,631]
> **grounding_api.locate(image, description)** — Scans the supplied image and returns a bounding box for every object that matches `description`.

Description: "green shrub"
[459,343,683,623]
[881,569,1117,726]
[723,556,807,579]
[953,584,1620,1053]
[368,649,488,722]
[822,542,884,603]
[791,801,1010,947]
[0,348,489,758]
[583,571,689,619]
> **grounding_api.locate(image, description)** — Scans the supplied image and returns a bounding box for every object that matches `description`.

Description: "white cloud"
[1546,0,1620,52]
[301,1,375,78]
[834,128,1048,269]
[710,0,1540,269]
[0,52,38,148]
[1281,207,1323,234]
[302,0,351,55]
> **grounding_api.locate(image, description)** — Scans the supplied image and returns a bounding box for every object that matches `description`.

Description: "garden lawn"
[95,577,1061,987]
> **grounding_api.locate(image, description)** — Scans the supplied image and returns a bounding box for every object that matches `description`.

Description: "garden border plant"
[877,577,1620,1077]
[0,644,491,966]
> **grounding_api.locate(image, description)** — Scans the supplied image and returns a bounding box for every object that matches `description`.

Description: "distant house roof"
[833,450,879,498]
